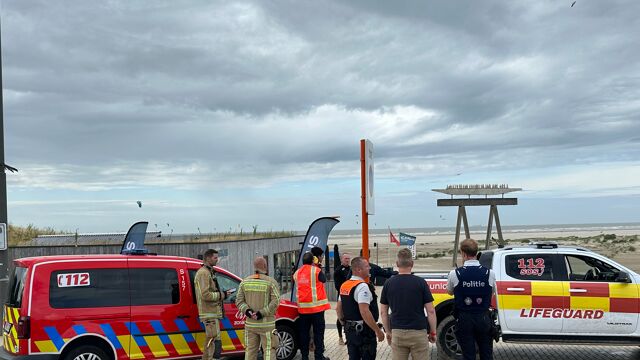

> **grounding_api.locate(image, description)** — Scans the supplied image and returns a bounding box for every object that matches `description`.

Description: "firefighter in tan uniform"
[195,249,231,360]
[236,257,281,360]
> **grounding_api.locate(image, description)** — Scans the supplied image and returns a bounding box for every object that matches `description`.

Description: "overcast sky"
[2,0,639,234]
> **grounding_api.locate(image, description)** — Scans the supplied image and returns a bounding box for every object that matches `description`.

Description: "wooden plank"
[437,198,517,207]
[485,206,494,250]
[452,206,463,267]
[461,206,470,239]
[493,205,504,245]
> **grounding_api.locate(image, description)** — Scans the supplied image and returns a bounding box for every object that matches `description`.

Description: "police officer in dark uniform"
[447,239,496,360]
[336,257,384,360]
[333,247,351,345]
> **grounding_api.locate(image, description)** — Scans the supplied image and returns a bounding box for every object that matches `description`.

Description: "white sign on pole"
[408,244,417,259]
[364,139,375,215]
[0,223,6,250]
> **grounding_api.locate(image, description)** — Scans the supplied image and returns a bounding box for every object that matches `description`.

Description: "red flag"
[390,230,400,246]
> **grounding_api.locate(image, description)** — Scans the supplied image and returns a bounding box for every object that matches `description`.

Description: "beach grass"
[9,223,63,246]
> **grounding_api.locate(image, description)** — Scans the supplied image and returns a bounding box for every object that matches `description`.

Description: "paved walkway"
[303,329,640,360]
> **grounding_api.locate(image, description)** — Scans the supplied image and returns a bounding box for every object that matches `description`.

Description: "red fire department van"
[1,253,300,360]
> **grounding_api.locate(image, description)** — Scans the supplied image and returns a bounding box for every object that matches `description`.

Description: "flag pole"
[360,140,369,260]
[387,226,391,267]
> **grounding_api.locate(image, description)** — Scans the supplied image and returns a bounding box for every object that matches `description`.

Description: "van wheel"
[275,324,297,360]
[64,345,110,360]
[436,315,460,360]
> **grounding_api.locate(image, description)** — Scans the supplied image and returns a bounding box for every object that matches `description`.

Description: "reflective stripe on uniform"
[310,266,317,303]
[243,328,248,354]
[265,331,272,360]
[298,298,329,308]
[244,320,276,328]
[238,303,249,313]
[242,280,270,292]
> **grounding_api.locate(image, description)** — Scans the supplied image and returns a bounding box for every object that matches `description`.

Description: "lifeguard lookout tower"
[432,184,521,266]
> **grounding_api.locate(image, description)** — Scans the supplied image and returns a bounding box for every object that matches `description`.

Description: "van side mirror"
[616,271,631,283]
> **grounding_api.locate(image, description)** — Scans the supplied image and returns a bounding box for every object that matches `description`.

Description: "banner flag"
[390,230,400,246]
[120,221,149,254]
[399,232,416,246]
[291,217,340,302]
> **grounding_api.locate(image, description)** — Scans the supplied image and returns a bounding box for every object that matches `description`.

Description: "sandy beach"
[329,227,640,272]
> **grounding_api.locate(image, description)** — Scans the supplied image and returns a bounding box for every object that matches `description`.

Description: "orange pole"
[360,139,369,260]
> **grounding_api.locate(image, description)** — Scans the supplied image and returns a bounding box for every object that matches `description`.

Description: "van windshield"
[7,266,27,307]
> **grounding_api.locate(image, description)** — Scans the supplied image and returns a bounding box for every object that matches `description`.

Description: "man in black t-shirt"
[380,249,437,360]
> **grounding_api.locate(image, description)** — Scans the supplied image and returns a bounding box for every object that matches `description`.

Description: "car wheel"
[436,315,460,360]
[64,345,111,360]
[275,324,297,360]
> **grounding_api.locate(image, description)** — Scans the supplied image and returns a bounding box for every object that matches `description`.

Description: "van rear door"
[3,265,27,355]
[33,259,130,358]
[128,258,199,359]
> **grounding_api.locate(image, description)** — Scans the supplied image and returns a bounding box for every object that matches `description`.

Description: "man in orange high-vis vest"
[294,249,331,360]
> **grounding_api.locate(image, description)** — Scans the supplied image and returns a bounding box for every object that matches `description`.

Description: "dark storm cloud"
[2,0,639,190]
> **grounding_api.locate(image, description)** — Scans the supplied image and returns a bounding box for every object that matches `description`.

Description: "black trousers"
[337,319,343,338]
[298,312,326,360]
[455,311,493,360]
[345,328,376,360]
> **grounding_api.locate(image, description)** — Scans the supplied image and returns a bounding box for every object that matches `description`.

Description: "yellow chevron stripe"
[236,329,245,348]
[127,335,145,360]
[168,334,191,355]
[9,318,18,340]
[35,340,58,353]
[6,306,20,354]
[4,307,13,323]
[220,332,234,351]
[6,334,16,353]
[194,332,206,352]
[144,336,169,357]
[115,335,131,359]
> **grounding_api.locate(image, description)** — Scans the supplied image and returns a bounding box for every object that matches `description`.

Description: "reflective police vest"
[453,265,492,313]
[339,279,379,323]
[294,264,330,314]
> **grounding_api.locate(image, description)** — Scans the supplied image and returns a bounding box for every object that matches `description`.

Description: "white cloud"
[3,0,640,230]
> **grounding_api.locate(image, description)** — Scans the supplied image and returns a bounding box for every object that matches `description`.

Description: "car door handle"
[177,315,191,319]
[506,287,525,292]
[569,289,587,293]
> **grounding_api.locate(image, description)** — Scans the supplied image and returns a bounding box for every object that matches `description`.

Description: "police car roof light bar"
[530,241,558,249]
